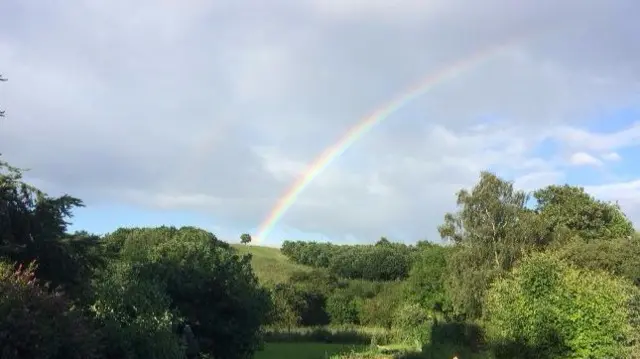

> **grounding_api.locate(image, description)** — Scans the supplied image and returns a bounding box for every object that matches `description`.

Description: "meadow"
[231,243,312,287]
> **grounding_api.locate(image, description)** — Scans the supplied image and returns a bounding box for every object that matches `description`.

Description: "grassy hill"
[232,244,312,287]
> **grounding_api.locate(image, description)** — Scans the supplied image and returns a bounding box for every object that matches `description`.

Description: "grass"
[231,244,313,287]
[254,342,367,359]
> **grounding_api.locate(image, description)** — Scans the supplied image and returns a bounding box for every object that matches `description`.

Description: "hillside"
[231,244,313,287]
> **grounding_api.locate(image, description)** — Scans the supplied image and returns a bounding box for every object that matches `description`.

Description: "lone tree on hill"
[240,233,252,245]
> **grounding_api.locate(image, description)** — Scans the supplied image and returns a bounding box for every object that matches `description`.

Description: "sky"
[1,0,639,246]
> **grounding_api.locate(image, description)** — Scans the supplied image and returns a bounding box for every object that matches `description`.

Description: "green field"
[231,244,312,287]
[254,342,367,359]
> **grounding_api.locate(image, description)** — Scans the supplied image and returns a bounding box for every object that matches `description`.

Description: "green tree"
[376,237,391,246]
[0,160,103,303]
[438,171,545,268]
[240,233,252,245]
[438,172,550,318]
[103,226,271,359]
[555,237,640,285]
[533,184,634,241]
[484,252,640,358]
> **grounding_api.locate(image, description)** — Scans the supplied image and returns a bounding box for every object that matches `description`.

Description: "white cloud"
[602,151,622,161]
[1,0,640,243]
[569,152,603,167]
[553,123,640,152]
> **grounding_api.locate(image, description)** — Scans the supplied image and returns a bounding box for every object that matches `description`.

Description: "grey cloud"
[1,0,640,242]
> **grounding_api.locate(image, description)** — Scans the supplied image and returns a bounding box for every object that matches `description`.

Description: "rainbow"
[255,40,519,243]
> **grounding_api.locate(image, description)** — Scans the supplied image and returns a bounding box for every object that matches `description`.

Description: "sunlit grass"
[231,244,312,287]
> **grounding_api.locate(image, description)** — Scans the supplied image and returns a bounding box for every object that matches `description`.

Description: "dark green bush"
[0,261,101,359]
[102,226,271,359]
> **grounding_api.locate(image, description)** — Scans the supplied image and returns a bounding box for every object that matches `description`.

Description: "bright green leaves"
[484,253,640,358]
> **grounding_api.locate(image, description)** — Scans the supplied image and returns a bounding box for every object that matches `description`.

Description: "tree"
[103,226,271,359]
[533,184,634,242]
[438,171,543,268]
[376,237,391,246]
[555,237,640,285]
[0,160,103,302]
[240,233,252,245]
[437,172,550,318]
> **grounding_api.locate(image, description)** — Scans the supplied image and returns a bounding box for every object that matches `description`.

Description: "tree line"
[281,239,417,281]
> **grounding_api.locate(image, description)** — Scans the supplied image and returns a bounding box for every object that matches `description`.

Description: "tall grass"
[263,325,394,345]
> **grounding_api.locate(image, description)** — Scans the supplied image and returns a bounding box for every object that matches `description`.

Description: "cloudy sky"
[1,0,639,246]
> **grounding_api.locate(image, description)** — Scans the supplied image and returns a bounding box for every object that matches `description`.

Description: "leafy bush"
[0,261,101,359]
[359,282,404,329]
[91,260,185,359]
[269,283,311,328]
[392,303,432,345]
[484,252,640,358]
[556,237,640,285]
[102,226,271,359]
[327,291,361,325]
[404,244,452,314]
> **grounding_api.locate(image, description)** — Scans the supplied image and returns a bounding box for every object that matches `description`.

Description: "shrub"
[359,282,404,329]
[392,303,432,345]
[269,283,310,328]
[0,261,101,359]
[404,244,452,314]
[484,252,640,358]
[327,291,361,325]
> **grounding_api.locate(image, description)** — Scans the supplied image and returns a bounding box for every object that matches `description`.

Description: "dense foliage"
[484,253,640,358]
[281,239,416,281]
[0,155,271,358]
